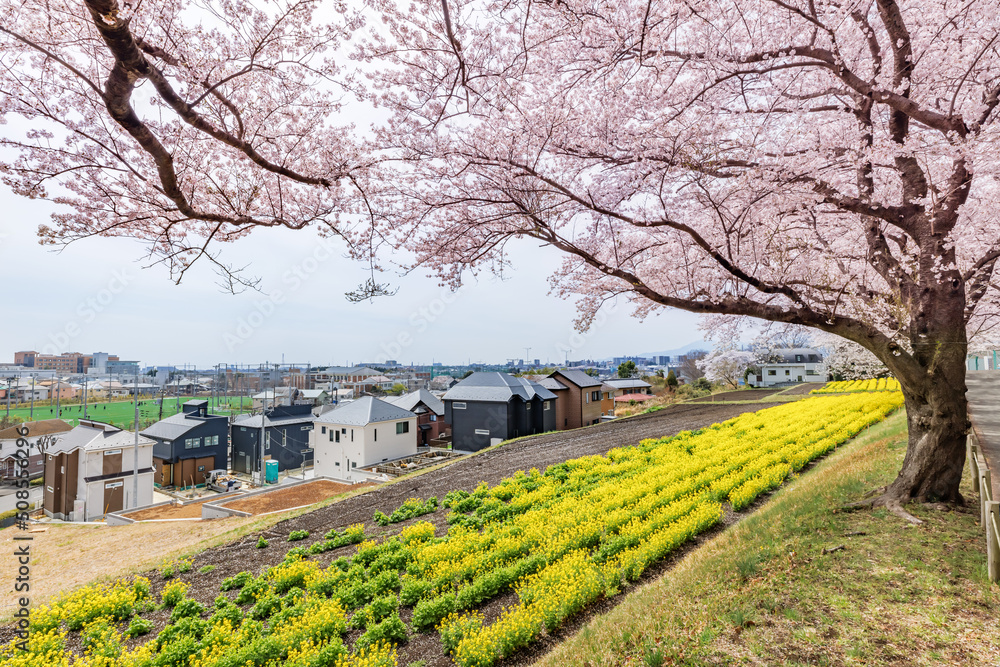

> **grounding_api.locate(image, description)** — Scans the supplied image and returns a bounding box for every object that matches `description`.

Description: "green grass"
[1,395,255,429]
[537,412,1000,667]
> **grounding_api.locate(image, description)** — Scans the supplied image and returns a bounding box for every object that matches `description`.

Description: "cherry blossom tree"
[698,350,755,390]
[814,331,890,380]
[3,0,1000,520]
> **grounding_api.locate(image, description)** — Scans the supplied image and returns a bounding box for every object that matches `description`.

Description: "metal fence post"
[987,501,1000,584]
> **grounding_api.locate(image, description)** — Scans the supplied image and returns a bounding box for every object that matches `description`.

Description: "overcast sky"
[0,188,703,369]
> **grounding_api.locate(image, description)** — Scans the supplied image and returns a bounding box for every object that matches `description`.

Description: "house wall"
[83,472,154,520]
[150,418,229,481]
[313,417,417,481]
[550,389,570,430]
[43,449,79,520]
[231,421,314,474]
[754,363,825,386]
[446,400,511,451]
[600,390,615,418]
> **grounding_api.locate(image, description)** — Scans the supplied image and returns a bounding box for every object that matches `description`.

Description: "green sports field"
[1,395,255,430]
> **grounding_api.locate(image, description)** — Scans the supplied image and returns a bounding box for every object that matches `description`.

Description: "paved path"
[964,373,1000,500]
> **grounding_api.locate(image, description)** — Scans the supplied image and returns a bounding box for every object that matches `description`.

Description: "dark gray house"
[442,372,557,451]
[230,403,316,474]
[141,400,229,487]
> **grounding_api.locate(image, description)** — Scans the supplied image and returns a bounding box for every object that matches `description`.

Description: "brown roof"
[0,419,73,440]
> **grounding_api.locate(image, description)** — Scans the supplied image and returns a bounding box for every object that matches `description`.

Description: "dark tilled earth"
[688,388,787,403]
[16,401,780,664]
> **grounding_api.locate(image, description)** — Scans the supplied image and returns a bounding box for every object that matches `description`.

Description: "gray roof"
[48,420,153,455]
[315,396,415,426]
[232,411,316,428]
[551,369,603,388]
[604,378,653,389]
[443,372,558,403]
[771,348,823,363]
[140,411,224,441]
[538,378,568,391]
[384,389,445,416]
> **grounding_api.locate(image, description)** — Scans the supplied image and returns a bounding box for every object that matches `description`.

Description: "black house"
[442,372,557,451]
[230,403,315,475]
[141,400,229,487]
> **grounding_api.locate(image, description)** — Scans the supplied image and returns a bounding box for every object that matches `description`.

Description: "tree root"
[840,492,924,525]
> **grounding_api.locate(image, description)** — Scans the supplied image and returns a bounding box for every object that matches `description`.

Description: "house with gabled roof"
[141,400,229,487]
[442,372,557,451]
[548,369,606,429]
[231,404,316,475]
[0,419,72,481]
[384,388,448,445]
[42,419,154,521]
[311,397,417,482]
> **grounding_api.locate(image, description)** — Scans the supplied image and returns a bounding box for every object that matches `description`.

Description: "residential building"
[603,378,654,397]
[312,397,417,482]
[599,383,616,418]
[750,348,826,386]
[42,420,154,521]
[429,375,457,391]
[547,369,605,429]
[230,404,316,475]
[442,372,557,451]
[0,419,73,481]
[141,401,229,487]
[384,388,448,445]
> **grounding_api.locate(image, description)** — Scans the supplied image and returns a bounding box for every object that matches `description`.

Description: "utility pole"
[83,374,88,420]
[29,374,35,421]
[55,376,61,418]
[133,366,139,508]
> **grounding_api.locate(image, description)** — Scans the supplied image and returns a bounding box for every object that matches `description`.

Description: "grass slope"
[536,413,1000,667]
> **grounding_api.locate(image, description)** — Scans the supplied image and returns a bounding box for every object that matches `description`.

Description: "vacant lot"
[220,479,365,515]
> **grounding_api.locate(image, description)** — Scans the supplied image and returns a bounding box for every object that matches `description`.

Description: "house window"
[396,422,409,434]
[351,430,354,442]
[335,431,340,443]
[321,426,327,434]
[374,429,377,442]
[453,402,467,410]
[526,403,531,410]
[544,401,550,411]
[430,415,437,421]
[785,370,790,375]
[806,370,818,376]
[585,393,589,403]
[184,438,200,449]
[768,370,776,376]
[591,391,600,401]
[475,429,490,435]
[795,355,803,362]
[197,465,205,472]
[240,427,246,431]
[335,461,340,466]
[342,428,346,434]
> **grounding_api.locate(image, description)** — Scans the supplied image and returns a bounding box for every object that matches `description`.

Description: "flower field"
[1,393,902,667]
[811,378,900,394]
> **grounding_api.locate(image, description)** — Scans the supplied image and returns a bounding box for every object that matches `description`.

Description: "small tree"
[698,350,755,390]
[666,371,679,389]
[388,383,407,396]
[617,361,637,379]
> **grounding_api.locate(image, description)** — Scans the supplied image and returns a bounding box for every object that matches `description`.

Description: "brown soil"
[689,388,787,402]
[125,500,215,520]
[780,383,822,395]
[220,479,366,515]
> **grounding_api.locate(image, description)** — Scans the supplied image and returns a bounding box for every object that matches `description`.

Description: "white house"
[311,397,417,482]
[42,420,155,521]
[750,348,826,387]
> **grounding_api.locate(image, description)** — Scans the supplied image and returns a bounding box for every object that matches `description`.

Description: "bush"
[411,593,456,632]
[161,581,189,608]
[356,612,408,649]
[177,559,193,574]
[169,598,205,623]
[220,571,253,591]
[160,565,175,580]
[287,530,309,542]
[125,616,154,638]
[400,577,434,606]
[257,536,269,549]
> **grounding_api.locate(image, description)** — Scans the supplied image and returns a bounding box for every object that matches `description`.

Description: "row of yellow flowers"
[811,377,900,393]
